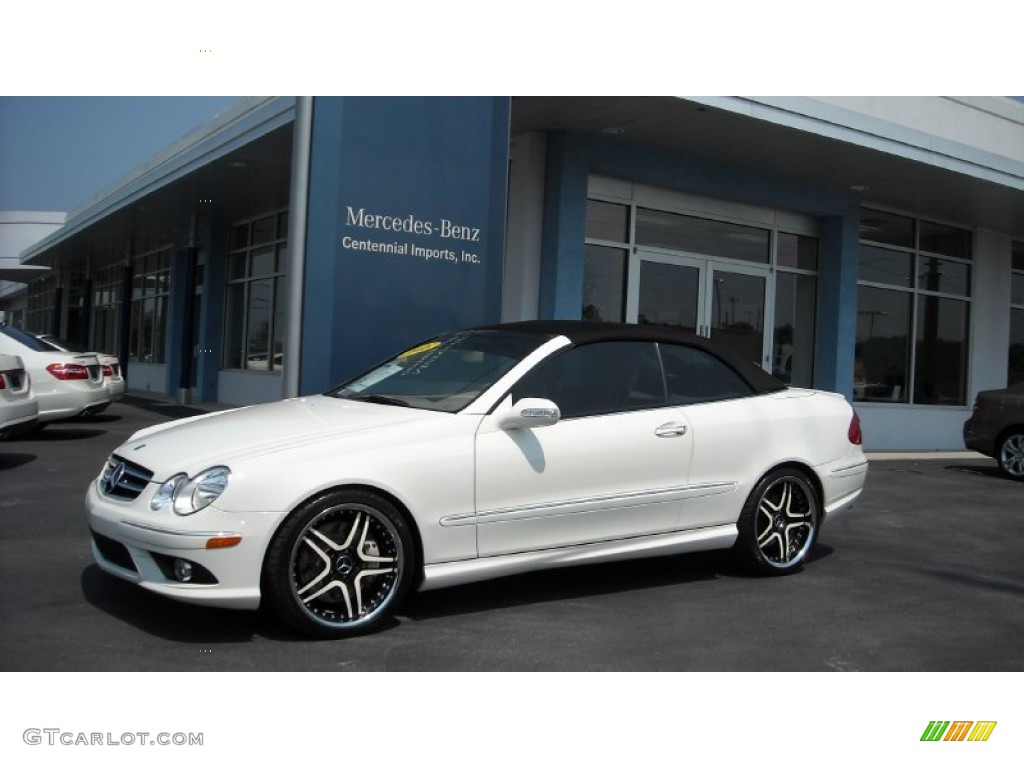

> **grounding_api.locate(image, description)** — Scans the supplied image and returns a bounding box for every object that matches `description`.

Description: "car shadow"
[80,565,293,643]
[20,427,106,441]
[70,413,122,424]
[0,452,36,470]
[81,545,836,642]
[945,463,1004,480]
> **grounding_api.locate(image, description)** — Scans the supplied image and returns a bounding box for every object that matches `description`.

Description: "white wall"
[0,212,66,261]
[502,132,546,322]
[125,363,166,395]
[857,405,971,452]
[217,370,283,406]
[812,97,1024,166]
[0,211,65,302]
[970,228,1013,395]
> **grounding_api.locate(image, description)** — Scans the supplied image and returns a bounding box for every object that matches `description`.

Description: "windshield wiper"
[350,394,413,408]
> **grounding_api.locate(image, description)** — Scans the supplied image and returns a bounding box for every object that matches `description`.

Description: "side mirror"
[498,397,561,430]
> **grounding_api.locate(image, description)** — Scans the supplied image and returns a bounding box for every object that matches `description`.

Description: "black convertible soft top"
[473,320,789,396]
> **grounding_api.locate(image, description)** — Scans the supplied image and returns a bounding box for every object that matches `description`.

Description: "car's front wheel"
[735,468,820,575]
[997,430,1024,480]
[262,489,415,638]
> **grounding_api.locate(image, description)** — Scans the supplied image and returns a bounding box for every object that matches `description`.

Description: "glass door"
[708,265,768,369]
[628,249,772,371]
[626,252,704,334]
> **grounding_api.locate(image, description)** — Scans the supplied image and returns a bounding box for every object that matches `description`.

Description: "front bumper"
[86,480,283,610]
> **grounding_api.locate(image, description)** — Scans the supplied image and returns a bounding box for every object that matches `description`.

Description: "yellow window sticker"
[398,341,442,359]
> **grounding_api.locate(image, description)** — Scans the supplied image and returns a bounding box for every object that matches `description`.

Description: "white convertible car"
[87,321,867,638]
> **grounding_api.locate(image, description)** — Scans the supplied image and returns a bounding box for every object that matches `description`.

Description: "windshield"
[40,334,88,353]
[0,325,55,352]
[327,330,545,413]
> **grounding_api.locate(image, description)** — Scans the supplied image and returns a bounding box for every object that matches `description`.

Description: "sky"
[1,3,1017,219]
[0,97,243,213]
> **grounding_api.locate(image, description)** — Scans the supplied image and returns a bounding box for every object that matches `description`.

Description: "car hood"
[118,395,447,479]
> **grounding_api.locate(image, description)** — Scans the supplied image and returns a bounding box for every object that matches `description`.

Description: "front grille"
[99,455,154,500]
[91,530,137,573]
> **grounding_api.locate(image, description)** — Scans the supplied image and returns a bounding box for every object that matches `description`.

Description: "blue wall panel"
[301,97,510,393]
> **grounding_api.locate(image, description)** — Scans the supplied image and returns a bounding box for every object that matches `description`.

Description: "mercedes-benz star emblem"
[105,462,126,494]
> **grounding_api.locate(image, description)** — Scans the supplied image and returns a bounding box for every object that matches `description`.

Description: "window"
[583,202,630,322]
[583,245,627,322]
[512,342,664,419]
[129,248,171,364]
[636,208,770,263]
[1010,241,1024,386]
[584,192,818,386]
[585,200,629,242]
[774,234,818,387]
[25,274,58,333]
[90,265,123,355]
[331,331,539,413]
[65,272,88,345]
[224,211,288,371]
[659,343,754,404]
[855,209,971,405]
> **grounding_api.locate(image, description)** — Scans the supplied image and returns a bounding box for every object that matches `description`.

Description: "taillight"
[848,410,863,446]
[46,362,90,381]
[102,365,114,377]
[0,374,6,390]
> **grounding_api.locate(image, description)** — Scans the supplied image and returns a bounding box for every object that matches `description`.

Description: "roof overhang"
[511,96,1024,239]
[0,264,51,282]
[20,97,296,270]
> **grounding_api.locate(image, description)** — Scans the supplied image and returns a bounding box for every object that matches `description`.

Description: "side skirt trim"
[419,524,738,591]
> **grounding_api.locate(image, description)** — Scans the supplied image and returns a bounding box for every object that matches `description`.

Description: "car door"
[473,341,693,557]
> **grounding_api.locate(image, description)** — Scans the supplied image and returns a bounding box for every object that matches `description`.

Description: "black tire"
[734,468,820,575]
[261,489,415,638]
[997,430,1024,480]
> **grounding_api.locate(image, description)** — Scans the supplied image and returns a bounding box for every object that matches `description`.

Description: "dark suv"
[964,383,1024,479]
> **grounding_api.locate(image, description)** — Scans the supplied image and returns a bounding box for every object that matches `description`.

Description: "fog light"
[173,559,193,582]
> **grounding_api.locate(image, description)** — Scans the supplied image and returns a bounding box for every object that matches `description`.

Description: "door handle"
[655,421,689,438]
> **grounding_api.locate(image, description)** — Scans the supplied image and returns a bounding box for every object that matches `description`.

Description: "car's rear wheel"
[735,468,820,575]
[997,430,1024,480]
[262,489,414,638]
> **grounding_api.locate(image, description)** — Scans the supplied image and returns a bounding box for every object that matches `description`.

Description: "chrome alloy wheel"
[998,432,1024,479]
[289,503,403,629]
[754,475,818,569]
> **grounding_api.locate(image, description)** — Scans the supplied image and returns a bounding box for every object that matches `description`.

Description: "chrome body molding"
[118,520,240,538]
[419,524,738,591]
[439,481,738,527]
[830,459,869,476]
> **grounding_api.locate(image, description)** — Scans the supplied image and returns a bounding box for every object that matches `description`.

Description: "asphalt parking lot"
[1,397,1022,671]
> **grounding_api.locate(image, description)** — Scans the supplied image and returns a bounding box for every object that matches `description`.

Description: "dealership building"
[1,96,1022,450]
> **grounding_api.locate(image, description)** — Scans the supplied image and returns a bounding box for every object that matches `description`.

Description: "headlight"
[150,467,230,515]
[151,473,186,511]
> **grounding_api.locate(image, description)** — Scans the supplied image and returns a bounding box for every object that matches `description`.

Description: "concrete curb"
[866,451,988,461]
